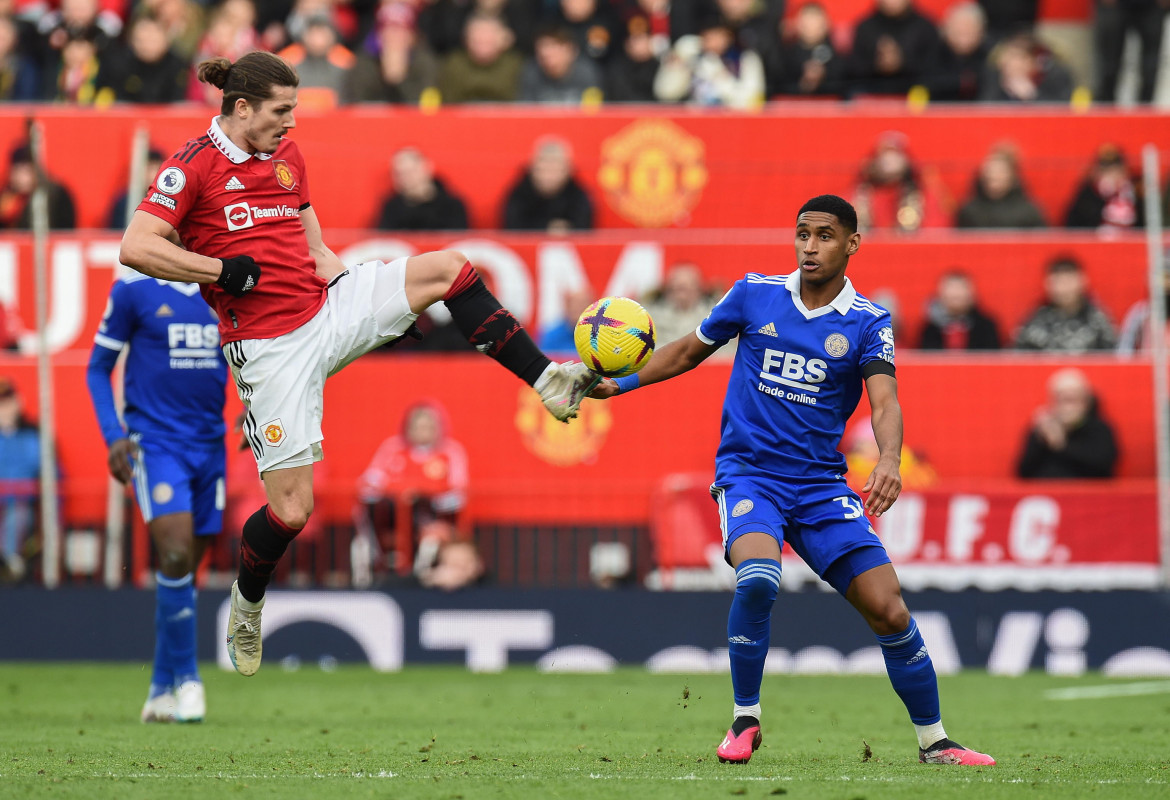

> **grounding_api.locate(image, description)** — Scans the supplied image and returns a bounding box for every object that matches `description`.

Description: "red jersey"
[136,118,327,343]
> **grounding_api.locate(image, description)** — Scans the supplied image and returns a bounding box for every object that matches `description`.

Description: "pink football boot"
[919,738,996,766]
[716,721,762,764]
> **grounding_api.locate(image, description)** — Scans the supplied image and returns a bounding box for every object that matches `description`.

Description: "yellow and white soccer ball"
[574,296,656,377]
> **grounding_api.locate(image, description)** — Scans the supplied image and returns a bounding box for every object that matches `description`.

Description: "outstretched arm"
[590,332,721,398]
[301,205,347,282]
[861,372,903,517]
[120,210,222,283]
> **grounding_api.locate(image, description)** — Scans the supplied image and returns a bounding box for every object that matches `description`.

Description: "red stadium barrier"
[0,106,1166,232]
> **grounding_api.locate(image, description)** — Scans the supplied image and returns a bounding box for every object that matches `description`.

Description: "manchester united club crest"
[263,419,285,447]
[514,386,611,467]
[597,119,708,228]
[273,160,296,190]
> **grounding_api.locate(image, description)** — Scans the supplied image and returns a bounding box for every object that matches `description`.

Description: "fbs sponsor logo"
[225,175,245,191]
[759,348,827,393]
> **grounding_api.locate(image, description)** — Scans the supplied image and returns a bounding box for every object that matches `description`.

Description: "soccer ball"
[574,296,656,377]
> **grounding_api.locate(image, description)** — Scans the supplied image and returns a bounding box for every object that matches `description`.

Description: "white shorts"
[225,258,418,474]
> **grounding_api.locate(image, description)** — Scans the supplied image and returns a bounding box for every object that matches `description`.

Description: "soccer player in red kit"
[119,51,596,676]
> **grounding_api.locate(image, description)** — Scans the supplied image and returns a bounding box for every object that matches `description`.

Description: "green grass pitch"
[1,664,1167,799]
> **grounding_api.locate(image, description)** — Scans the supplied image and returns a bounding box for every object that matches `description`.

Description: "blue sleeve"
[86,282,133,447]
[860,312,896,375]
[696,279,747,345]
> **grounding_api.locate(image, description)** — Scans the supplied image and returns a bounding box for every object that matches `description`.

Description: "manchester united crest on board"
[824,333,850,357]
[273,160,296,190]
[597,119,707,227]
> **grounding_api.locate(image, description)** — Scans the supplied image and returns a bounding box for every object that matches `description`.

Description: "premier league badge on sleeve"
[156,167,186,195]
[273,160,296,190]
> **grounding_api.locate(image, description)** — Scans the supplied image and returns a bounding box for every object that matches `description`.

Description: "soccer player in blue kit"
[590,195,995,766]
[87,274,228,723]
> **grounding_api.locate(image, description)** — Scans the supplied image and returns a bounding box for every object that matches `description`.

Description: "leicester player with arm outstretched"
[590,195,995,767]
[119,51,597,678]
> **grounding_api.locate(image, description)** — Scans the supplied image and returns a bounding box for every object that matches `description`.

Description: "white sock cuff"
[733,703,762,720]
[156,571,194,589]
[915,721,947,750]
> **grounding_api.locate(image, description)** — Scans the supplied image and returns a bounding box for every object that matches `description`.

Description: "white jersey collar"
[155,279,201,296]
[208,117,272,164]
[784,271,857,319]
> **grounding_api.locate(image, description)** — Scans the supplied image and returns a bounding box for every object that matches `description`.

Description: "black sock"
[731,716,759,736]
[237,505,299,602]
[444,268,550,387]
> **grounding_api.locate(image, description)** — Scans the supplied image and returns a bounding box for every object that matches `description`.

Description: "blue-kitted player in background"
[590,195,995,767]
[87,274,228,724]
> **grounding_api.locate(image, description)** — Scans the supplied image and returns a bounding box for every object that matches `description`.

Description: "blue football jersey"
[698,271,894,481]
[93,275,227,442]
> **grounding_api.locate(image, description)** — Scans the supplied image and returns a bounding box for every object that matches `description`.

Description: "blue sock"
[876,618,941,725]
[157,572,199,686]
[727,558,781,707]
[150,592,174,696]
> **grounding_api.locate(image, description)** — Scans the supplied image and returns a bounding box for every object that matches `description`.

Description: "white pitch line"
[1045,680,1170,700]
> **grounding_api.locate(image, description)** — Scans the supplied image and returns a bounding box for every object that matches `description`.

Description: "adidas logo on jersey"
[225,176,245,191]
[757,322,777,337]
[155,304,174,318]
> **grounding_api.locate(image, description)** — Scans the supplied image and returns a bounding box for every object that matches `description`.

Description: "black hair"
[797,194,858,233]
[1047,254,1083,275]
[197,52,300,116]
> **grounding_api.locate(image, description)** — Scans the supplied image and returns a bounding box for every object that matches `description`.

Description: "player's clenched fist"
[217,255,261,296]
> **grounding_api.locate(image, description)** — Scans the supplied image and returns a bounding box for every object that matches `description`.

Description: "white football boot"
[174,680,206,723]
[535,362,600,422]
[141,691,176,723]
[226,581,264,676]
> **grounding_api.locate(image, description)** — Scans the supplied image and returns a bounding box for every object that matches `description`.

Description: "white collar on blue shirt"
[155,279,201,296]
[208,117,272,164]
[784,270,857,319]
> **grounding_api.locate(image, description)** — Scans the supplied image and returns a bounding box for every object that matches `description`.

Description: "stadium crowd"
[0,0,1163,108]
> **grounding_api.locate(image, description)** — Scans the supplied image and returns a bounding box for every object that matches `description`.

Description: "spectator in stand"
[278,13,355,109]
[502,135,594,231]
[1095,0,1166,104]
[713,0,777,54]
[979,30,1073,102]
[0,144,76,230]
[761,1,846,98]
[107,148,164,230]
[45,27,102,102]
[518,23,600,103]
[418,0,539,57]
[917,270,1002,350]
[539,283,594,354]
[654,13,765,109]
[552,0,622,66]
[131,0,206,64]
[955,144,1046,229]
[1064,143,1143,230]
[437,11,523,102]
[187,0,258,105]
[603,12,661,102]
[629,0,672,56]
[852,130,949,232]
[925,1,990,102]
[0,378,42,582]
[345,0,438,104]
[34,0,120,83]
[642,261,728,348]
[0,15,41,101]
[847,0,941,96]
[96,15,188,103]
[1016,367,1118,479]
[376,146,469,230]
[976,0,1038,42]
[1117,274,1170,354]
[1014,255,1117,352]
[354,400,471,581]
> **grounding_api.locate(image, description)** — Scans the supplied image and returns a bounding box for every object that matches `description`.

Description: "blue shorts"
[712,475,891,596]
[129,434,225,536]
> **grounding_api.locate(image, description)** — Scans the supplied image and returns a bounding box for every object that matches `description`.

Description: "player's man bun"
[798,194,859,233]
[198,52,300,116]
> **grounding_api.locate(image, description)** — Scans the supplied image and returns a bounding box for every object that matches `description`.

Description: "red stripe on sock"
[265,505,303,537]
[442,261,479,301]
